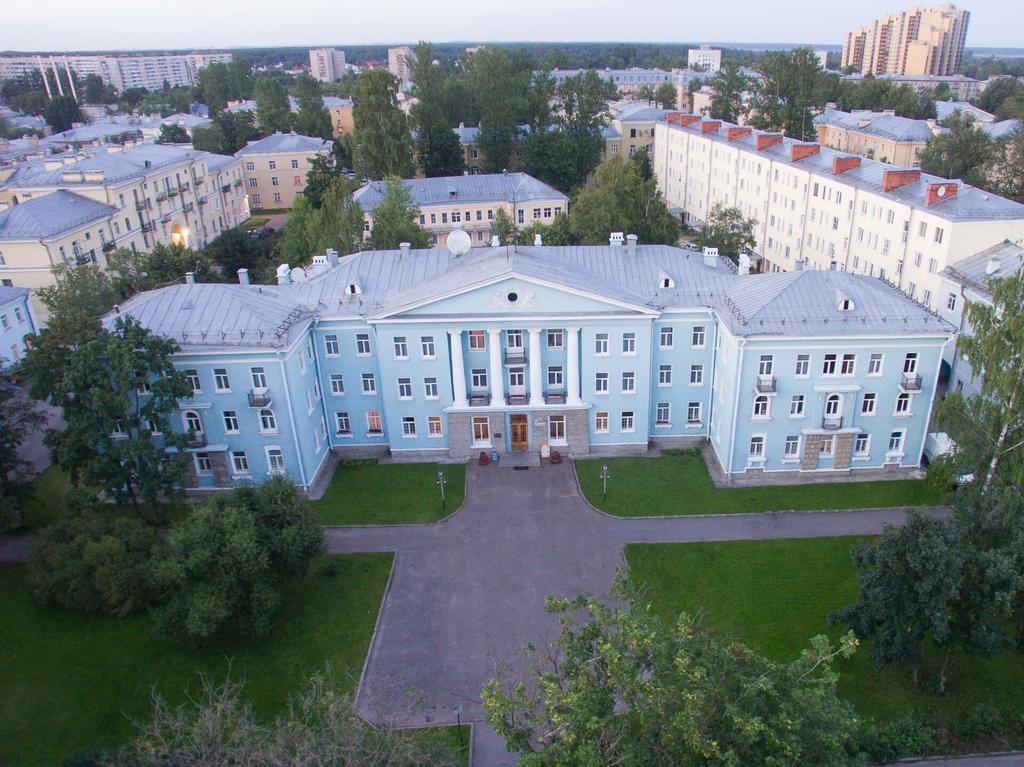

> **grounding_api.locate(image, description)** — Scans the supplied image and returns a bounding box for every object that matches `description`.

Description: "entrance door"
[510,414,529,451]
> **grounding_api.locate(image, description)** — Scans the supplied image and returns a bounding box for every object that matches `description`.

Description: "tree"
[226,58,254,101]
[83,74,115,104]
[694,203,758,263]
[490,207,516,245]
[707,61,751,123]
[464,48,536,171]
[409,42,467,178]
[415,123,465,177]
[196,63,232,114]
[748,49,834,140]
[254,77,292,134]
[0,372,46,531]
[569,155,682,245]
[315,176,368,255]
[152,478,323,645]
[653,81,677,109]
[31,263,121,347]
[992,128,1024,203]
[292,75,332,140]
[28,492,163,617]
[918,111,995,188]
[366,178,432,250]
[484,577,860,766]
[351,69,414,179]
[191,109,257,155]
[205,227,269,277]
[155,123,189,144]
[44,95,82,133]
[40,317,192,511]
[518,212,575,246]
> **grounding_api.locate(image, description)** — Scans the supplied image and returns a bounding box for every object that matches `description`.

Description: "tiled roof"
[0,190,116,240]
[234,132,331,156]
[352,172,567,212]
[814,108,937,142]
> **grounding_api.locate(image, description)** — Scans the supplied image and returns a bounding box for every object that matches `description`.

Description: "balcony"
[544,392,566,405]
[755,374,776,393]
[504,348,527,365]
[468,393,491,407]
[179,182,191,194]
[134,200,148,211]
[247,387,272,407]
[167,188,179,197]
[187,433,207,448]
[182,202,194,213]
[233,178,243,188]
[140,221,156,233]
[155,193,168,203]
[506,393,528,406]
[221,183,231,194]
[197,196,208,206]
[900,372,922,391]
[102,241,116,253]
[822,415,843,431]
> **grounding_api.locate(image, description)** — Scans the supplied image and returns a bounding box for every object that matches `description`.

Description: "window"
[895,392,911,414]
[888,430,904,454]
[621,372,636,393]
[753,395,769,418]
[655,402,671,425]
[840,353,856,376]
[232,451,250,474]
[903,353,918,373]
[397,378,413,399]
[691,326,706,347]
[595,411,609,432]
[393,336,408,358]
[259,409,277,432]
[195,453,213,474]
[595,333,609,355]
[820,435,835,455]
[790,395,805,417]
[251,366,267,389]
[356,333,372,356]
[298,350,307,375]
[822,354,837,375]
[687,402,702,423]
[361,373,376,394]
[184,369,201,393]
[659,326,674,349]
[468,330,486,351]
[330,374,345,395]
[267,448,286,475]
[595,372,609,393]
[471,369,488,388]
[472,416,490,444]
[854,434,870,456]
[421,335,435,358]
[222,410,239,433]
[825,394,841,416]
[270,177,279,187]
[402,416,416,436]
[758,354,774,375]
[658,365,672,386]
[324,334,340,356]
[784,436,800,457]
[749,436,765,458]
[622,333,636,354]
[795,354,809,377]
[183,410,203,434]
[946,293,957,312]
[934,227,944,244]
[689,365,704,385]
[427,416,442,437]
[313,380,321,400]
[245,162,255,172]
[268,160,277,170]
[548,366,564,387]
[549,414,566,442]
[211,368,231,391]
[335,412,351,434]
[862,393,877,415]
[620,411,635,432]
[867,353,883,376]
[547,330,563,349]
[367,411,383,434]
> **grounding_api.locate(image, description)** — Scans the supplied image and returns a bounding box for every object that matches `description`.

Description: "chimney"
[534,233,543,246]
[794,259,804,271]
[789,143,820,162]
[609,232,624,247]
[738,253,751,275]
[276,263,291,285]
[755,133,784,151]
[491,235,500,247]
[881,169,921,192]
[726,126,751,141]
[925,182,959,205]
[184,272,195,284]
[626,233,637,257]
[326,247,339,266]
[237,268,249,285]
[700,120,721,134]
[702,246,718,268]
[399,241,411,256]
[832,156,861,175]
[670,114,701,127]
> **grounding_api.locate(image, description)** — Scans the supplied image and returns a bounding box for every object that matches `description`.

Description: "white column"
[488,328,505,404]
[566,326,581,404]
[448,329,468,407]
[528,327,543,406]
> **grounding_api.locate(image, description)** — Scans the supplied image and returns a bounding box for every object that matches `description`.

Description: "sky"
[2,0,1020,51]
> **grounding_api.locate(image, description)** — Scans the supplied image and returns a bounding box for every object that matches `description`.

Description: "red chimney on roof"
[832,156,861,175]
[925,182,959,205]
[789,143,821,162]
[726,126,751,140]
[700,120,721,134]
[881,169,922,192]
[755,133,784,151]
[673,114,702,127]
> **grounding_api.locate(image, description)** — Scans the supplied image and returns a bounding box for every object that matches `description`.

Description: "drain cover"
[513,466,530,471]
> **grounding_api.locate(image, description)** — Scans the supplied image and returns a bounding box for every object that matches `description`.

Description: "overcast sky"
[3,0,1018,51]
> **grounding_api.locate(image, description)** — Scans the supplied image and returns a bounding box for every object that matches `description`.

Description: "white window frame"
[213,368,231,392]
[265,446,286,475]
[324,334,340,357]
[659,326,674,350]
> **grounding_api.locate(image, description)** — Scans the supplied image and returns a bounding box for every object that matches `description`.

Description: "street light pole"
[601,463,610,502]
[437,468,447,509]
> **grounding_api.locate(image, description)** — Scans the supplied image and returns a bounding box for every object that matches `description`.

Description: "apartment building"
[388,47,414,87]
[549,68,674,98]
[322,97,355,137]
[814,108,942,166]
[354,173,568,246]
[687,45,722,73]
[101,240,951,491]
[235,133,332,210]
[841,4,970,76]
[652,113,1024,312]
[0,285,39,368]
[0,144,248,316]
[309,48,347,83]
[842,73,983,100]
[603,102,671,158]
[934,101,994,124]
[0,52,232,92]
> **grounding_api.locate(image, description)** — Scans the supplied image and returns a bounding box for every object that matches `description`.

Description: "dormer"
[345,282,362,295]
[835,290,855,311]
[658,273,675,289]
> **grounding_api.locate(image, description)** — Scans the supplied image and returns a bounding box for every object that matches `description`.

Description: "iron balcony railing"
[755,374,776,393]
[900,372,922,391]
[504,348,527,365]
[247,387,272,407]
[468,393,491,407]
[187,433,207,448]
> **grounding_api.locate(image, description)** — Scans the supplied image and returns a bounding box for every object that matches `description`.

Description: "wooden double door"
[510,414,529,451]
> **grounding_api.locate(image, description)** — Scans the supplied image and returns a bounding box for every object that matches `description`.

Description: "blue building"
[0,285,39,369]
[105,241,954,491]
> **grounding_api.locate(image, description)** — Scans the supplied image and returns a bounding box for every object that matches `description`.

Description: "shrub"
[857,715,937,763]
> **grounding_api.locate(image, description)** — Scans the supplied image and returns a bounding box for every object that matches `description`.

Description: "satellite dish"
[290,266,308,283]
[447,228,472,256]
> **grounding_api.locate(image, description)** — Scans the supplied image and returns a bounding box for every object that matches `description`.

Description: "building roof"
[981,119,1021,139]
[0,284,31,306]
[161,113,213,131]
[353,172,567,212]
[321,96,352,109]
[234,132,332,157]
[940,240,1024,304]
[934,101,994,123]
[615,101,672,123]
[814,108,938,142]
[1,143,210,189]
[46,115,159,144]
[0,190,117,240]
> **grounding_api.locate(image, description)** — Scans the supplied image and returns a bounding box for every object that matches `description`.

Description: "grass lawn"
[240,215,270,230]
[577,449,944,516]
[251,207,289,215]
[0,553,394,766]
[626,538,1024,727]
[313,460,466,525]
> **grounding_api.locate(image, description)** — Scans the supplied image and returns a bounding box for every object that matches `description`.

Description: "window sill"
[686,421,702,428]
[595,430,610,435]
[401,434,417,439]
[853,455,871,462]
[620,429,636,434]
[655,422,672,429]
[893,413,913,419]
[367,432,385,438]
[331,392,346,397]
[656,383,673,388]
[398,397,413,402]
[427,433,443,439]
[689,383,705,387]
[621,391,637,396]
[259,430,279,436]
[472,441,493,449]
[781,458,800,464]
[361,392,378,397]
[336,432,353,438]
[788,414,805,420]
[214,389,232,395]
[421,356,437,361]
[550,439,568,447]
[394,357,409,362]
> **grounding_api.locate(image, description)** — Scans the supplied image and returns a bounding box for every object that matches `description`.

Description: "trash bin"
[490,450,499,463]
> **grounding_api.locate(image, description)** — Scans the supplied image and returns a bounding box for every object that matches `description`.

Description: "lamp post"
[455,705,464,749]
[437,468,447,509]
[600,463,610,502]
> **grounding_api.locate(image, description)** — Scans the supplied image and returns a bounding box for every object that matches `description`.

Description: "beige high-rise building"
[388,46,414,87]
[841,4,970,76]
[308,47,347,83]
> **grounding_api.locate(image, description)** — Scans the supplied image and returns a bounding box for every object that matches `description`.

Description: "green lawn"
[314,461,466,525]
[240,215,270,230]
[577,449,944,516]
[626,538,1024,726]
[0,553,394,766]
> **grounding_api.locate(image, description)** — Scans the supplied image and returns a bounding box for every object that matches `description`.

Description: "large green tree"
[196,63,232,115]
[352,69,415,179]
[653,81,677,109]
[276,177,365,261]
[44,95,82,133]
[485,578,860,766]
[918,111,995,187]
[292,75,332,140]
[694,203,758,263]
[992,128,1024,203]
[254,77,292,134]
[0,372,45,531]
[155,123,189,144]
[409,42,466,178]
[707,61,751,122]
[365,178,431,250]
[748,48,834,140]
[464,48,536,171]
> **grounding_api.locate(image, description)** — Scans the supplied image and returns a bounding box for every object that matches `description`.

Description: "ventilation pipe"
[326,248,339,266]
[702,246,719,268]
[626,234,638,257]
[399,242,411,256]
[184,272,195,284]
[738,253,751,275]
[609,232,624,247]
[276,263,291,285]
[237,268,250,285]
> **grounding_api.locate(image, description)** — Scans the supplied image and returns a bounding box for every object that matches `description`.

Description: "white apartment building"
[687,45,722,73]
[309,48,347,83]
[652,114,1024,313]
[388,47,414,87]
[0,53,232,93]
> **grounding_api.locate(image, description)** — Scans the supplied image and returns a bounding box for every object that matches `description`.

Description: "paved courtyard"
[324,461,947,764]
